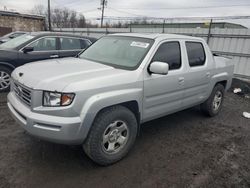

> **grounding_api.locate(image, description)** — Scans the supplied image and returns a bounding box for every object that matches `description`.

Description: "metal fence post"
[129,22,132,33]
[87,26,89,36]
[106,24,108,35]
[162,19,165,33]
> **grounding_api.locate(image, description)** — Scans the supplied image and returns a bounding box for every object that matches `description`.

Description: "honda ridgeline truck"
[7,33,234,165]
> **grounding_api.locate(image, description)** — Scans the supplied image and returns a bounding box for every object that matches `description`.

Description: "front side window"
[28,37,56,51]
[151,41,181,70]
[80,36,154,70]
[186,42,206,67]
[60,38,82,50]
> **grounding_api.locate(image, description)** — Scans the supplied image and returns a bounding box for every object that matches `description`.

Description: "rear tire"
[83,105,138,166]
[201,84,225,117]
[0,66,12,92]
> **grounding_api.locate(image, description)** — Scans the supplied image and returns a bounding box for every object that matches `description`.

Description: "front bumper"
[7,92,84,145]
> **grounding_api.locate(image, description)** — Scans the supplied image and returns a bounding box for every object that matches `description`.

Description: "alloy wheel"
[0,71,10,91]
[102,120,129,154]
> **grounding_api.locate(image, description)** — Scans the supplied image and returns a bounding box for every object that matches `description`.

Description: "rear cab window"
[185,41,206,67]
[151,41,181,70]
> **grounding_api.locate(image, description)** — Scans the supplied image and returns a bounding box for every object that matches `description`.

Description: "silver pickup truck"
[7,33,234,165]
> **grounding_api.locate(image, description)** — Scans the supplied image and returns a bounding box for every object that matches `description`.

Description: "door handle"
[178,77,185,84]
[50,55,59,58]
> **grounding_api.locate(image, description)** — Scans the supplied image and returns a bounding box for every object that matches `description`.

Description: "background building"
[0,11,45,36]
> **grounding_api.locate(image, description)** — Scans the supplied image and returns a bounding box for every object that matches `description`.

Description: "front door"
[143,41,185,122]
[18,37,59,65]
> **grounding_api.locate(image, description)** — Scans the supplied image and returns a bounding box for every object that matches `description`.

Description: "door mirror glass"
[149,61,169,75]
[22,46,34,53]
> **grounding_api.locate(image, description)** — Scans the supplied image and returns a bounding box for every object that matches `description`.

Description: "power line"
[93,15,250,21]
[52,0,95,9]
[103,7,250,21]
[108,7,147,17]
[110,4,250,10]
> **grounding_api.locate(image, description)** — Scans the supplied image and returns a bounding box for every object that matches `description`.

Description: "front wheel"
[83,106,138,166]
[201,84,225,117]
[0,66,11,92]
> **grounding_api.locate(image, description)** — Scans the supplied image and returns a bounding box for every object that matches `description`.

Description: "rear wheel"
[0,66,11,92]
[83,105,138,166]
[201,84,225,117]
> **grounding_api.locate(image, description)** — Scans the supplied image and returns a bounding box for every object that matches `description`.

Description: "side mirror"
[149,61,169,75]
[22,46,34,53]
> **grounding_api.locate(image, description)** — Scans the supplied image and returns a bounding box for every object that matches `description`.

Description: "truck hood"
[12,57,132,91]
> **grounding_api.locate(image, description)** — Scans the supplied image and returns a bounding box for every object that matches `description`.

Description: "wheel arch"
[77,89,142,142]
[0,62,15,71]
[215,80,227,88]
[96,100,141,128]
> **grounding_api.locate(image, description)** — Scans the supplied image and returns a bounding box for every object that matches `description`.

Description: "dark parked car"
[0,32,96,91]
[0,31,27,44]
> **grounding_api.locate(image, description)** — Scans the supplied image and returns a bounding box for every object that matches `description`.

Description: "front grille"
[13,82,32,106]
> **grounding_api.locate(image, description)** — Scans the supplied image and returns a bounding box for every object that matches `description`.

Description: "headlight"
[43,91,75,107]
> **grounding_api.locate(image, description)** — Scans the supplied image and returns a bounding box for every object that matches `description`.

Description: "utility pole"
[48,0,51,31]
[207,19,213,44]
[100,0,107,28]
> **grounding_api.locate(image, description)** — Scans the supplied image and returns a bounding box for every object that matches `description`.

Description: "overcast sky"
[0,0,250,27]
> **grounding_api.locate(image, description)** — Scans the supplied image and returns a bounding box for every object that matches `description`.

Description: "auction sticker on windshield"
[130,41,149,48]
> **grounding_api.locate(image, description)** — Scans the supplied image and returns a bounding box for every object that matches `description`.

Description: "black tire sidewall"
[83,106,138,165]
[205,84,225,116]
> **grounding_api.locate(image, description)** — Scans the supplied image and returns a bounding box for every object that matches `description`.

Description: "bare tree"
[31,5,46,16]
[69,11,77,28]
[31,5,97,29]
[52,8,63,28]
[62,8,70,28]
[78,14,86,28]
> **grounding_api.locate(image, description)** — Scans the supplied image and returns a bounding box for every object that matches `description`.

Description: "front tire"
[83,105,138,166]
[201,84,225,117]
[0,66,11,92]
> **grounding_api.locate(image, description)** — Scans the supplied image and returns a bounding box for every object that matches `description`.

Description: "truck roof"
[110,33,203,41]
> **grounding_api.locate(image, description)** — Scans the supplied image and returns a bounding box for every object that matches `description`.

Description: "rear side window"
[186,42,206,67]
[151,41,181,70]
[81,40,91,49]
[60,38,81,50]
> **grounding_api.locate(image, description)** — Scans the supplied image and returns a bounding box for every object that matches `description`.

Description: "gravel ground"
[0,87,250,188]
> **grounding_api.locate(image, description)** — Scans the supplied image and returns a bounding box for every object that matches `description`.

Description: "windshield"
[0,34,34,49]
[80,36,154,70]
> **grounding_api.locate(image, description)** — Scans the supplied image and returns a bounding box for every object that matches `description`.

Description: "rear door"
[58,37,91,58]
[182,41,211,108]
[18,36,59,65]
